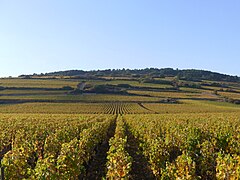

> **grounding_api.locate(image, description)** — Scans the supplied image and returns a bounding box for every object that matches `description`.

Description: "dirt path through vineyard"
[83,118,116,179]
[126,127,155,180]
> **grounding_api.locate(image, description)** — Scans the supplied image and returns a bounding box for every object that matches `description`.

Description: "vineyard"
[0,114,116,179]
[1,0,240,177]
[0,77,240,179]
[0,110,240,179]
[125,113,240,179]
[102,103,150,114]
[0,102,151,114]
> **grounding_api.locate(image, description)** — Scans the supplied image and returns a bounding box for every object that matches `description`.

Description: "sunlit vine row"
[106,115,132,179]
[125,113,240,179]
[0,114,115,179]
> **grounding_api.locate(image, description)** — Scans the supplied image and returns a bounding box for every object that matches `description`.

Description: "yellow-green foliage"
[0,102,150,114]
[0,78,78,88]
[0,114,115,179]
[0,89,67,95]
[106,116,132,179]
[0,94,162,102]
[143,100,240,114]
[128,90,219,99]
[216,153,240,179]
[125,112,240,179]
[219,91,240,100]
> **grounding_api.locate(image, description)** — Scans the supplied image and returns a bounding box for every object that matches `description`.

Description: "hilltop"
[21,68,240,82]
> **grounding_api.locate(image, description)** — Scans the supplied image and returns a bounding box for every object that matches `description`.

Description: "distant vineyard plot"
[0,102,151,114]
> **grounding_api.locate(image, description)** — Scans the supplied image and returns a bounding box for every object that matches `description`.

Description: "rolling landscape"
[1,1,240,179]
[0,68,240,179]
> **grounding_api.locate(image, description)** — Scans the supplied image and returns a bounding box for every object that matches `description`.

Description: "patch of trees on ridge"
[21,68,240,82]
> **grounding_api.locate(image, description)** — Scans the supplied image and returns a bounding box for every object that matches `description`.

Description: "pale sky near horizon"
[0,0,240,77]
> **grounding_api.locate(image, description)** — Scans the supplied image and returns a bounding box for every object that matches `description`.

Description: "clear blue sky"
[0,0,240,77]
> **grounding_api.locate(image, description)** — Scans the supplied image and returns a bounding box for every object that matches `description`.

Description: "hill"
[23,68,240,82]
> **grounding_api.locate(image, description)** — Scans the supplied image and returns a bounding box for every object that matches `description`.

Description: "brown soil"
[126,127,155,180]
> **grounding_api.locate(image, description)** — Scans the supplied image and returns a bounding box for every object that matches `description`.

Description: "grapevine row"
[106,115,132,179]
[125,113,240,179]
[103,103,150,114]
[0,114,115,179]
